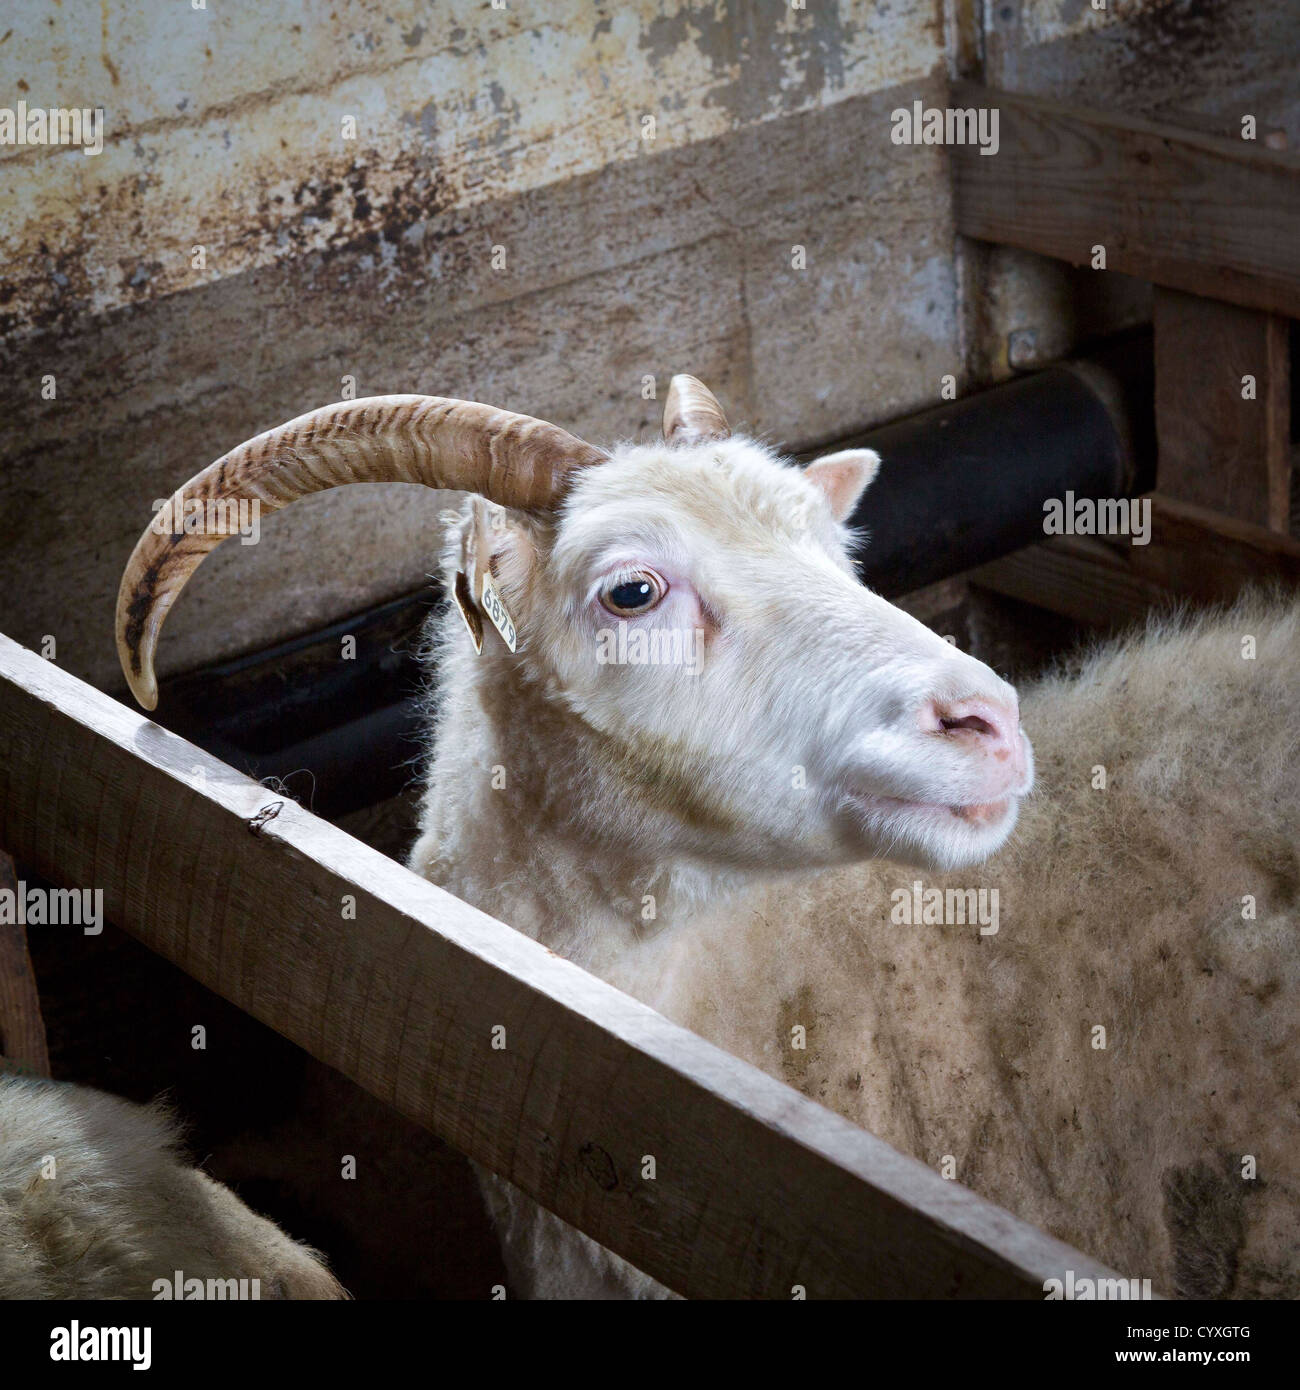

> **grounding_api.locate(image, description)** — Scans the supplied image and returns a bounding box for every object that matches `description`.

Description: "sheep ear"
[803,448,881,522]
[453,499,533,653]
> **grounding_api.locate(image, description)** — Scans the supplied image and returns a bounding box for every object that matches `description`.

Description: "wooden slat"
[971,494,1300,628]
[952,81,1300,318]
[1154,289,1291,530]
[0,849,51,1078]
[0,633,1113,1299]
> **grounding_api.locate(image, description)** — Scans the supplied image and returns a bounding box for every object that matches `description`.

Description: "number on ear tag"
[480,573,518,652]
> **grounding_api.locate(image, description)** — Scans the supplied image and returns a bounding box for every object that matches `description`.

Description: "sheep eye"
[599,572,665,617]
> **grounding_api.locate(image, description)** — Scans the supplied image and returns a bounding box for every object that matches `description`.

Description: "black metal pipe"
[147,333,1154,819]
[819,332,1154,596]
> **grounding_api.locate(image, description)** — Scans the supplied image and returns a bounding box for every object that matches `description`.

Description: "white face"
[490,436,1034,874]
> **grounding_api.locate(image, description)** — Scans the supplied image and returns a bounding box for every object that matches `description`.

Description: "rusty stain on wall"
[0,1,942,335]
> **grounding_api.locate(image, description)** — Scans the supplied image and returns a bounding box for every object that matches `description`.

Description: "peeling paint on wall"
[0,0,944,334]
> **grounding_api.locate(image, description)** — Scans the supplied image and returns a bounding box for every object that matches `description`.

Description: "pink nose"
[925,696,1025,774]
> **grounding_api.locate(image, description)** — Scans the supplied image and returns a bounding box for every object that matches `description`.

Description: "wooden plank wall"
[1153,291,1291,533]
[970,497,1300,630]
[952,82,1300,319]
[955,81,1299,621]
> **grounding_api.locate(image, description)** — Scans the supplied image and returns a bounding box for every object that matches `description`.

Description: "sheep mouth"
[947,797,1011,826]
[848,791,1017,829]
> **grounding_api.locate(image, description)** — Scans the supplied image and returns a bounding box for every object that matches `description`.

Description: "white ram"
[117,377,1299,1299]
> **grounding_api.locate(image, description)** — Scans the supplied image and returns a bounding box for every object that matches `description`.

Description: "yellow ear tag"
[480,571,518,652]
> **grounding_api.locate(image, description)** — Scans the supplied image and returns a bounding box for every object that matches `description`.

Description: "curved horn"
[116,394,605,710]
[662,374,730,445]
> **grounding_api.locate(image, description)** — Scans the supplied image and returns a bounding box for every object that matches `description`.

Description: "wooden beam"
[0,634,1113,1299]
[0,849,50,1078]
[952,82,1300,318]
[1154,289,1291,531]
[971,494,1300,628]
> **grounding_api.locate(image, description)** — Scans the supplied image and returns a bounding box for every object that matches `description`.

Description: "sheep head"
[117,376,1032,873]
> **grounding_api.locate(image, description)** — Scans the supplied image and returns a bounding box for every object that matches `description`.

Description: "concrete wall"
[2,0,1285,692]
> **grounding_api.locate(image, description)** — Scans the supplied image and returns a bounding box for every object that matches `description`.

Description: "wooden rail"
[0,632,1115,1298]
[952,82,1300,318]
[971,495,1300,629]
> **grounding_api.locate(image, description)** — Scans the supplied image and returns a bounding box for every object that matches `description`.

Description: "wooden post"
[0,849,51,1078]
[1154,289,1291,531]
